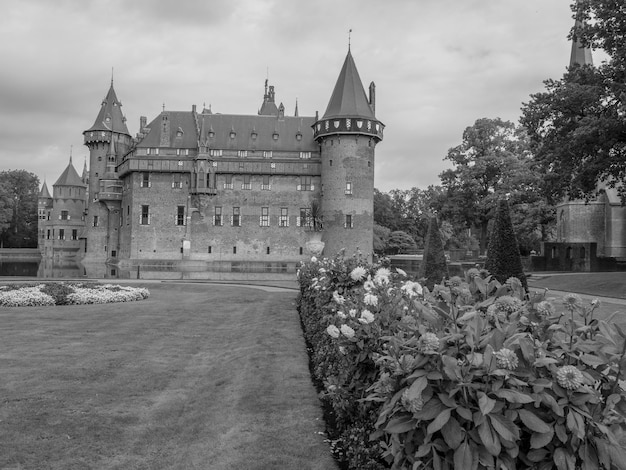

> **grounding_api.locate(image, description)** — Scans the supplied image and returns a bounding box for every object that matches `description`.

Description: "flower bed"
[297,256,626,470]
[0,282,150,307]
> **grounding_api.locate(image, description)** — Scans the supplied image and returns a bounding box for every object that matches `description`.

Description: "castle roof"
[322,49,375,120]
[54,158,86,187]
[39,181,52,199]
[84,81,130,135]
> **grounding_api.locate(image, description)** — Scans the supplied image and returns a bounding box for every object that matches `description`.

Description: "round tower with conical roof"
[83,80,132,262]
[314,49,384,261]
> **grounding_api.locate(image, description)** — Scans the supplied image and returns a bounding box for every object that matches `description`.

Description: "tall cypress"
[419,216,448,290]
[485,198,527,290]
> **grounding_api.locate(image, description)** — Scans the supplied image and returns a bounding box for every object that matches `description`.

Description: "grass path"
[0,283,337,470]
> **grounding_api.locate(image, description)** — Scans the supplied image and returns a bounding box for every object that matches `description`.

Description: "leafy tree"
[386,230,417,255]
[521,1,626,201]
[0,170,39,248]
[419,216,448,290]
[485,199,527,290]
[373,224,391,255]
[439,118,551,254]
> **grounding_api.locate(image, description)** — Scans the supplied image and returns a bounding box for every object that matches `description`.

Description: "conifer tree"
[419,216,448,290]
[485,198,527,290]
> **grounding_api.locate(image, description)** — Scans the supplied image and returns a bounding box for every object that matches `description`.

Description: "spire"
[258,80,279,116]
[294,98,299,117]
[322,49,376,120]
[84,80,130,135]
[39,180,52,199]
[570,2,593,67]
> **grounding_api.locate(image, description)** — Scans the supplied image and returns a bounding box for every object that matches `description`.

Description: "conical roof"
[54,158,86,187]
[39,181,52,198]
[322,50,375,120]
[84,81,130,135]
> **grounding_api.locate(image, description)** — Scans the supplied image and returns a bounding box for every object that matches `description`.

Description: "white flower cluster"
[67,285,150,305]
[0,287,55,307]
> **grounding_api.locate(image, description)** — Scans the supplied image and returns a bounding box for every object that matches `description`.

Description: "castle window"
[299,247,303,255]
[233,246,237,254]
[261,175,271,190]
[60,210,70,220]
[272,132,279,140]
[172,173,182,189]
[224,174,233,189]
[239,162,244,170]
[329,160,332,167]
[299,152,311,159]
[140,205,150,225]
[344,214,353,229]
[93,216,99,227]
[298,207,312,228]
[141,172,151,188]
[176,149,180,156]
[345,182,353,195]
[213,206,223,226]
[58,229,65,240]
[581,246,586,258]
[242,175,251,190]
[297,176,312,191]
[232,207,241,226]
[251,131,258,140]
[154,148,159,155]
[176,205,185,226]
[263,151,272,159]
[146,148,151,155]
[296,132,302,141]
[279,207,289,227]
[71,229,78,241]
[368,161,371,167]
[266,247,270,255]
[47,212,50,220]
[209,149,222,157]
[208,246,212,254]
[260,207,270,227]
[230,131,236,139]
[238,150,248,158]
[47,229,50,240]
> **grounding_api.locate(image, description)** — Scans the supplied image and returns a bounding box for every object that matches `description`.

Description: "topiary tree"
[419,216,448,290]
[485,198,528,290]
[386,230,418,255]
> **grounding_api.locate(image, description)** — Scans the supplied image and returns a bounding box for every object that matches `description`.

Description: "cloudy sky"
[1,0,585,192]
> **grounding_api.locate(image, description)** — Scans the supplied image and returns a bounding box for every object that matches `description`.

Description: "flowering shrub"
[297,256,626,470]
[0,282,150,307]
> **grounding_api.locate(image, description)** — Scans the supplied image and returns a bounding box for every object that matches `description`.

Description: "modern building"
[38,48,384,275]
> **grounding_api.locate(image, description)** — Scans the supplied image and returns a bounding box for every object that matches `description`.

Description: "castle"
[38,49,383,276]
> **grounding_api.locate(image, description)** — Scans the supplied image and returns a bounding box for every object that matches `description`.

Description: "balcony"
[97,180,123,201]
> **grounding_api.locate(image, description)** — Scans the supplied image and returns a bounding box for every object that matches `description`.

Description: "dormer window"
[272,132,279,140]
[296,132,302,141]
[208,131,215,138]
[230,131,236,139]
[251,131,258,140]
[176,127,184,138]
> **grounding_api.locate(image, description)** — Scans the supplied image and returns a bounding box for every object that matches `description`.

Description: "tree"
[485,199,527,290]
[373,224,391,255]
[0,170,39,248]
[386,230,418,255]
[520,1,626,201]
[419,216,448,291]
[439,118,551,254]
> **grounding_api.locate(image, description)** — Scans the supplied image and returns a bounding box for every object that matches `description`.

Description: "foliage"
[419,216,448,291]
[520,1,626,202]
[0,170,39,248]
[0,282,150,307]
[438,118,552,254]
[373,224,391,255]
[485,199,528,291]
[298,255,626,470]
[386,231,417,255]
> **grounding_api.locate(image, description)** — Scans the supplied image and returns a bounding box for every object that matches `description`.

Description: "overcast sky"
[1,1,585,193]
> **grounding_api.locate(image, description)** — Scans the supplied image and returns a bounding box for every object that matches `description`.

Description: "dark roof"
[54,159,86,187]
[84,82,130,135]
[136,111,198,149]
[322,50,375,120]
[39,181,52,198]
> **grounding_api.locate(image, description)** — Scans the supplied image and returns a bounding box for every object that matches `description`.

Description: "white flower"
[350,266,367,282]
[400,280,423,298]
[359,309,375,324]
[332,290,346,305]
[319,268,326,274]
[337,311,347,319]
[311,256,317,263]
[348,309,358,318]
[363,293,378,307]
[395,268,407,277]
[326,324,340,338]
[340,324,355,338]
[363,276,375,292]
[374,268,391,285]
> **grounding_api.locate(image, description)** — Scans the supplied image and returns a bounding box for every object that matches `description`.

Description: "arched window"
[551,246,557,259]
[566,246,572,259]
[580,246,586,259]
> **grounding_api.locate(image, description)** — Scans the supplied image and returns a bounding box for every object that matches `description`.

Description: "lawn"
[529,271,626,299]
[0,282,337,470]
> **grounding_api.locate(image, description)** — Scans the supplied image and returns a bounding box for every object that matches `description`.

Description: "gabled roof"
[39,181,52,199]
[84,82,130,135]
[322,49,375,120]
[54,158,86,187]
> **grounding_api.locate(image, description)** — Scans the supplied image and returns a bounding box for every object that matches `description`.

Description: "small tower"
[314,48,384,260]
[570,2,593,68]
[37,181,53,253]
[83,79,132,262]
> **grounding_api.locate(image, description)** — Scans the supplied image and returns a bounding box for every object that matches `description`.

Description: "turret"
[37,181,53,252]
[314,48,384,261]
[569,3,593,68]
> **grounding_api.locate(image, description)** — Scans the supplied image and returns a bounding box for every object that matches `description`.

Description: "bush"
[297,256,626,470]
[485,199,527,290]
[419,216,448,290]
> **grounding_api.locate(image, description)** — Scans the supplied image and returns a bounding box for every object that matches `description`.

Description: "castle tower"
[37,181,53,253]
[314,48,384,261]
[570,2,593,68]
[83,80,132,262]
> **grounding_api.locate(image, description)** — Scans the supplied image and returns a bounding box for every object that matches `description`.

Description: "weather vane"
[348,29,352,50]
